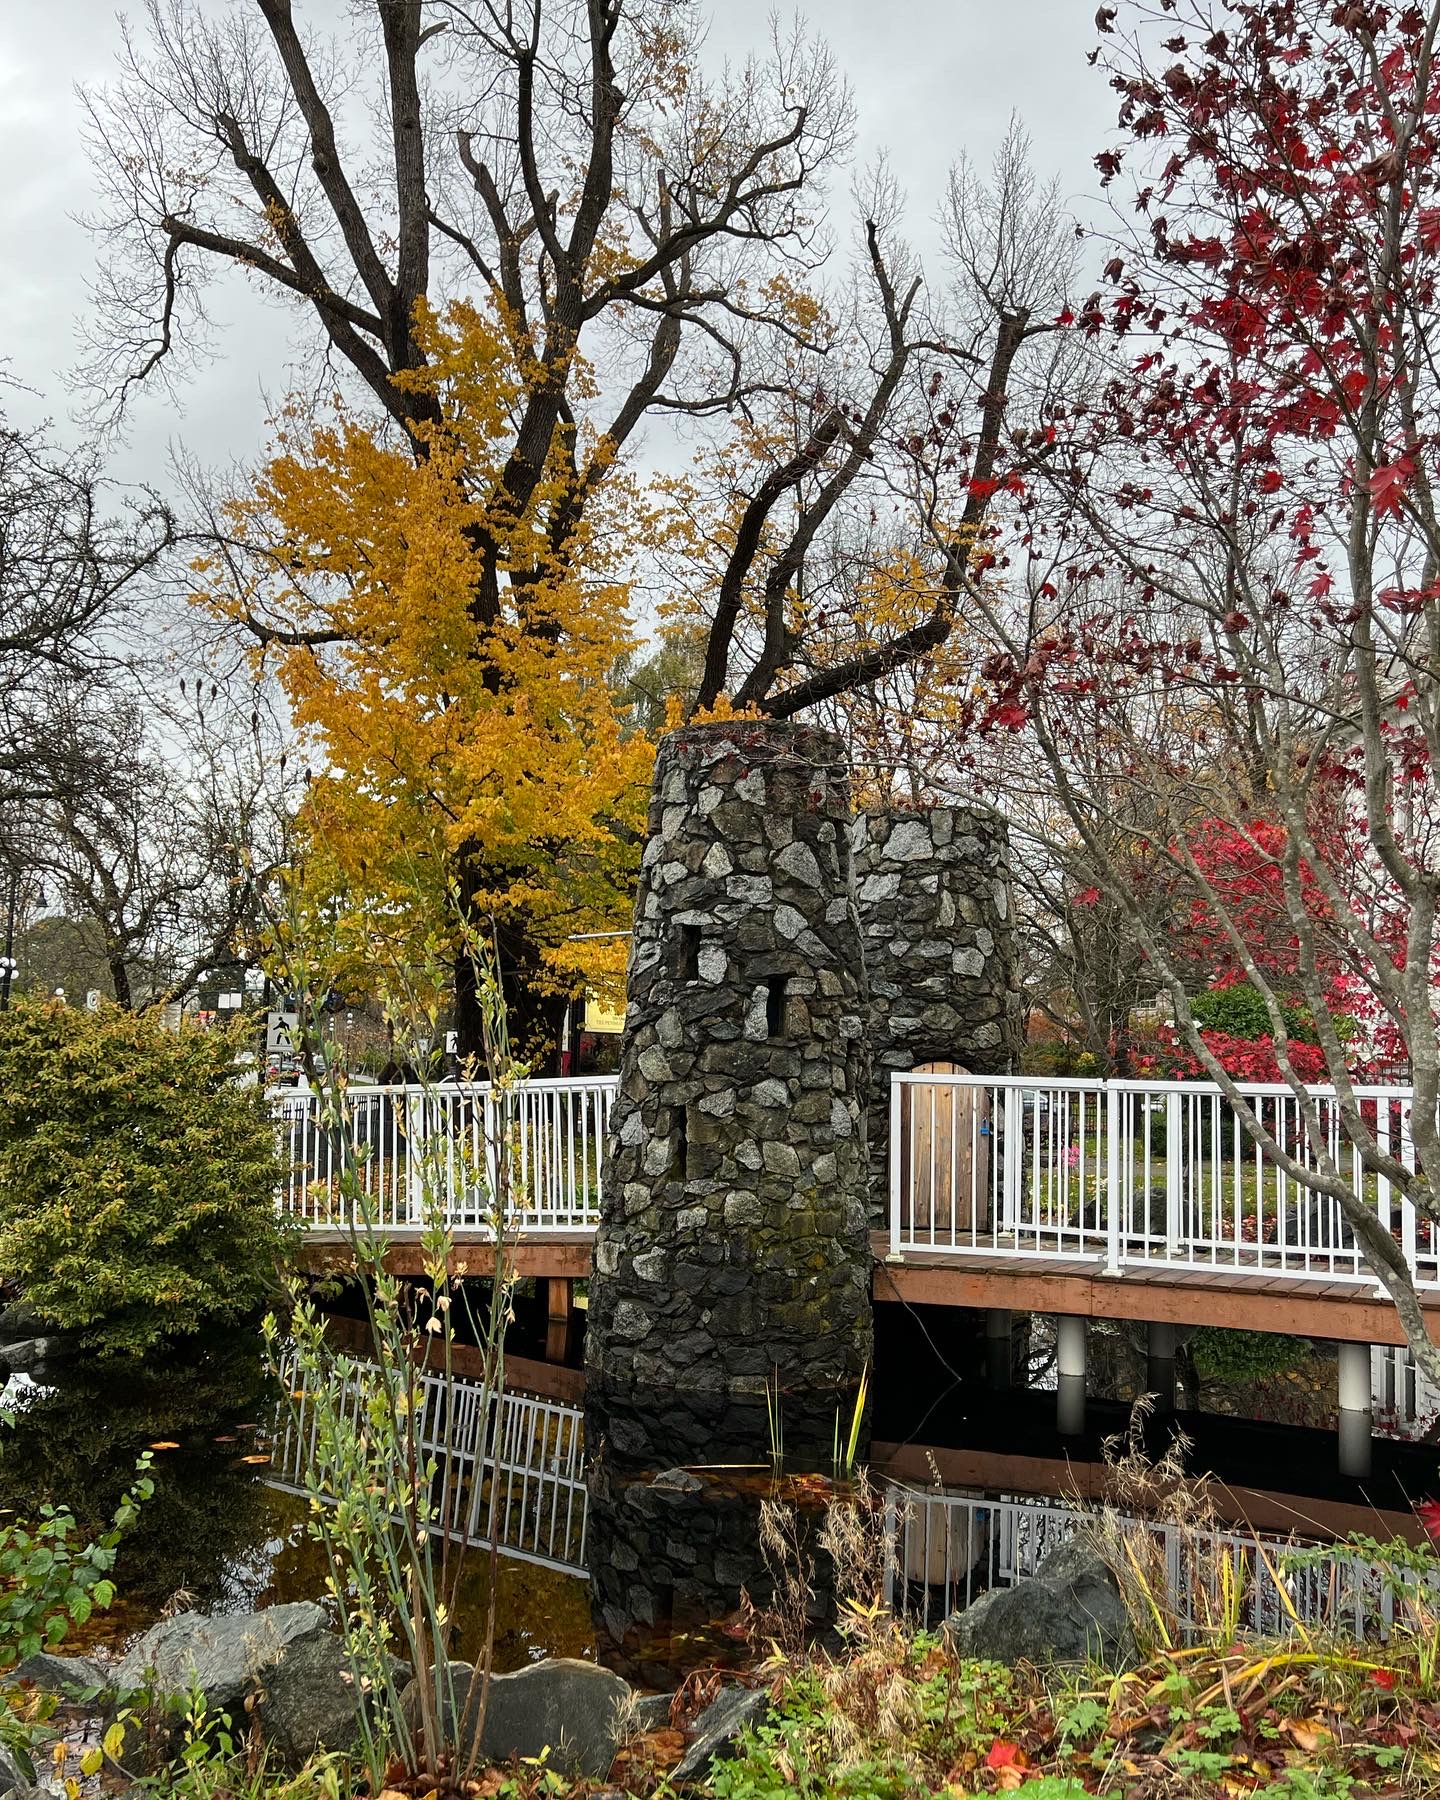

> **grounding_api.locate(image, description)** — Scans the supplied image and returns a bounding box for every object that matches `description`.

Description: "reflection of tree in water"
[250,1491,594,1671]
[450,1556,595,1669]
[1077,1320,1335,1428]
[0,1328,599,1667]
[0,1332,282,1642]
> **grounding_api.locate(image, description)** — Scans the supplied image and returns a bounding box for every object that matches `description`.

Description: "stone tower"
[586,719,873,1405]
[854,805,1019,1220]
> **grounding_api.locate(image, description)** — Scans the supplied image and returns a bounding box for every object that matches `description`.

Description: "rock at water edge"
[254,1629,367,1767]
[402,1658,633,1780]
[8,1652,108,1708]
[943,1535,1135,1670]
[114,1603,329,1712]
[671,1685,770,1782]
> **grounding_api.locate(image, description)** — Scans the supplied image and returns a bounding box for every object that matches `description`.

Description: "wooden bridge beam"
[870,1237,1439,1349]
[296,1227,1439,1353]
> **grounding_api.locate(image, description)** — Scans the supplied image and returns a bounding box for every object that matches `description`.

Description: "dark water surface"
[0,1336,593,1670]
[8,1308,1436,1684]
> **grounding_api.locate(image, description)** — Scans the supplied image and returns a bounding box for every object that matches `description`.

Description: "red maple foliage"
[1134,1022,1331,1085]
[938,2,1440,1381]
[963,1,1440,1082]
[1177,813,1392,1012]
[1180,819,1324,985]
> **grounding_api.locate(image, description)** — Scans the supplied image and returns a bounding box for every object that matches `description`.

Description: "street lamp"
[0,865,18,1010]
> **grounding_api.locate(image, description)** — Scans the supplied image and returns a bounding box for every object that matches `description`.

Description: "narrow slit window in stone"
[683,1103,703,1181]
[673,922,701,981]
[766,975,789,1039]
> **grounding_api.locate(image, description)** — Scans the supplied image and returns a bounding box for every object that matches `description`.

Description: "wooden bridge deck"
[868,1242,1437,1349]
[296,1227,1437,1348]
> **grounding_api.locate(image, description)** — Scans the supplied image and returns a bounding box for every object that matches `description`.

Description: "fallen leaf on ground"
[1283,1718,1331,1753]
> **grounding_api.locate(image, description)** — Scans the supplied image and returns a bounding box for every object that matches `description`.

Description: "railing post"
[1165,1524,1183,1628]
[1165,1090,1183,1258]
[888,1073,904,1256]
[1401,1096,1419,1281]
[1003,1086,1024,1234]
[882,1487,898,1614]
[1104,1083,1123,1276]
[483,1087,499,1221]
[405,1089,428,1226]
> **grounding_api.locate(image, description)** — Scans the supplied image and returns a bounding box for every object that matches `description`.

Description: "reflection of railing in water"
[269,1361,589,1577]
[269,1363,1426,1640]
[1372,1343,1440,1438]
[885,1485,1437,1642]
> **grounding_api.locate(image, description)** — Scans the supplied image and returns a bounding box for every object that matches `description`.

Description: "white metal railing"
[274,1068,1439,1293]
[269,1359,589,1576]
[889,1072,1440,1289]
[270,1077,617,1234]
[883,1485,1439,1642]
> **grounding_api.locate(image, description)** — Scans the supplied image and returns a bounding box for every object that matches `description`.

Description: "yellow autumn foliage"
[197,301,655,1013]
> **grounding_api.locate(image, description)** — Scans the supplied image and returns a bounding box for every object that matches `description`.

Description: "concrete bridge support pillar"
[985,1308,1013,1390]
[1338,1339,1374,1479]
[1147,1322,1177,1413]
[1056,1314,1087,1436]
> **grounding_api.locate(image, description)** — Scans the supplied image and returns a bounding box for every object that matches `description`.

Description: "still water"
[0,1327,877,1685]
[0,1335,594,1670]
[5,1311,1437,1681]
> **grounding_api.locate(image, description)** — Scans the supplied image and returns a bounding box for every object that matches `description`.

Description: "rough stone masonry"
[586,719,874,1401]
[854,805,1020,1221]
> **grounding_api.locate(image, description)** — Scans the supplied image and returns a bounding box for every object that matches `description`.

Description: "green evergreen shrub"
[1188,982,1320,1043]
[1191,1327,1309,1384]
[0,999,294,1357]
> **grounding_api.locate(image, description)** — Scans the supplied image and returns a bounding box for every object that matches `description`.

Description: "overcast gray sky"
[0,0,1114,487]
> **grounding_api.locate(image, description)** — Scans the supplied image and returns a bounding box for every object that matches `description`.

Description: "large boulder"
[401,1658,632,1779]
[483,1658,632,1778]
[0,1735,61,1800]
[8,1653,108,1709]
[252,1628,369,1768]
[114,1604,329,1715]
[943,1535,1135,1670]
[671,1685,769,1783]
[0,1340,59,1377]
[0,1735,32,1797]
[0,1301,45,1346]
[627,1692,675,1734]
[111,1606,405,1770]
